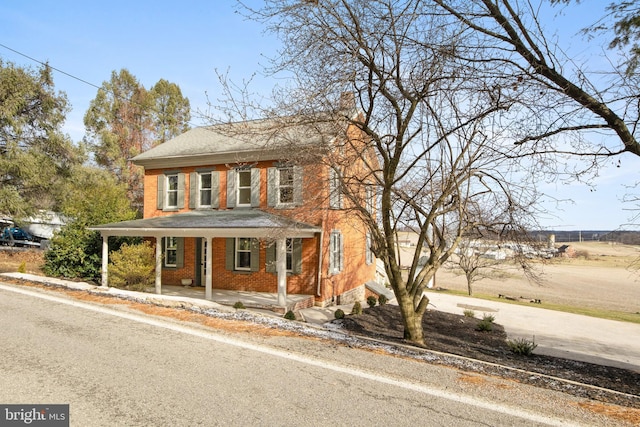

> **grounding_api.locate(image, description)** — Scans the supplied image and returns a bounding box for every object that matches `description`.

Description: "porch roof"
[90,209,321,238]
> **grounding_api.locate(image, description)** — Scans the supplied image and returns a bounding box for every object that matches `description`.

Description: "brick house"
[91,114,378,308]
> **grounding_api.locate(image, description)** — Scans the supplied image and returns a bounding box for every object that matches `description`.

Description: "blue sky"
[2,1,639,231]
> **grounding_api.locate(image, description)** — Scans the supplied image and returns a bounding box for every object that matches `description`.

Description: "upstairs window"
[366,232,373,265]
[157,172,185,211]
[189,170,219,209]
[329,168,343,209]
[278,168,294,204]
[166,174,179,208]
[267,165,303,208]
[365,185,375,215]
[237,170,252,206]
[199,172,212,207]
[227,168,260,208]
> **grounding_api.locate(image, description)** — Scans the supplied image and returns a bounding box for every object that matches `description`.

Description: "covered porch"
[90,209,322,309]
[158,285,315,313]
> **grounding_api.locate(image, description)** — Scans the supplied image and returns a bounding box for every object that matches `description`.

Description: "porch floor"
[157,285,315,313]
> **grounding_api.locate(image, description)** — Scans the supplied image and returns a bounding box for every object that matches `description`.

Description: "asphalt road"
[0,283,619,426]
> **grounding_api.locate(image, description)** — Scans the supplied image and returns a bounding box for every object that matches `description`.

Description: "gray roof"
[132,117,341,169]
[90,209,321,238]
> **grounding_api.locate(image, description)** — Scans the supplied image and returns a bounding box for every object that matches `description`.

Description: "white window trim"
[198,171,213,208]
[365,232,373,265]
[235,237,252,271]
[285,238,293,272]
[329,230,343,275]
[165,174,179,208]
[277,167,295,206]
[164,237,178,268]
[236,170,252,207]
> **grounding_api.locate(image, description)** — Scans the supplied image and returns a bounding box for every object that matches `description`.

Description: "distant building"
[556,244,576,258]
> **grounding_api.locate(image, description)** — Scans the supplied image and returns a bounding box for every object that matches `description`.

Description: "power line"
[0,42,202,131]
[0,42,102,91]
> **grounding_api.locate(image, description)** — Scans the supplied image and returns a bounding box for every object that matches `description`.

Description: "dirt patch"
[436,241,640,314]
[0,248,44,274]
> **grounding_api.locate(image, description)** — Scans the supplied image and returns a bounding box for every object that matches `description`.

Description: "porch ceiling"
[89,209,321,238]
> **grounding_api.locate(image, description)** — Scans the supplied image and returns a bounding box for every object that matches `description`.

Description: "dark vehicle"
[0,227,40,248]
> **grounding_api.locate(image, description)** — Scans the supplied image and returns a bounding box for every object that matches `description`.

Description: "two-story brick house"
[92,113,378,309]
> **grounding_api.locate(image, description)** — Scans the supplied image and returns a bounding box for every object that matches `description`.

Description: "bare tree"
[225,0,539,346]
[432,0,640,166]
[448,239,506,296]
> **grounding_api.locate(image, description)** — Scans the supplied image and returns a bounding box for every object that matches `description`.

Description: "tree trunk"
[396,292,425,346]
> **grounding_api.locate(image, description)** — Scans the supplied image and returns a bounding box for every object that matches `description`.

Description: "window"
[266,238,302,274]
[278,168,294,204]
[267,166,302,207]
[329,168,343,209]
[285,238,294,271]
[237,170,252,206]
[329,231,343,275]
[157,172,185,211]
[166,174,179,208]
[199,172,212,207]
[165,237,178,268]
[235,237,252,270]
[365,185,375,214]
[225,238,259,272]
[190,171,219,209]
[227,168,260,208]
[365,232,373,265]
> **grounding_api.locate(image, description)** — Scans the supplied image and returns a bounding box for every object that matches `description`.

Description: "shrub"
[334,309,345,319]
[233,301,246,309]
[44,220,140,282]
[284,310,296,320]
[482,313,496,323]
[366,295,377,308]
[507,337,538,356]
[378,294,388,305]
[108,241,155,292]
[44,222,103,280]
[476,319,493,332]
[351,301,363,315]
[17,261,26,273]
[463,309,475,318]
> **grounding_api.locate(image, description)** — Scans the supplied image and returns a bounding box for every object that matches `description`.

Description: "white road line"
[0,283,583,427]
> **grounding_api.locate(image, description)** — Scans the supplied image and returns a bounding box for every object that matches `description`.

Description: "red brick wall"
[141,139,377,304]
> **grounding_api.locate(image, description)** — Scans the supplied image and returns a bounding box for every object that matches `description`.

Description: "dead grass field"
[436,241,640,314]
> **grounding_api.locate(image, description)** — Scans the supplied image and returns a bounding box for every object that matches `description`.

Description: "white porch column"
[276,237,287,307]
[155,236,162,294]
[205,236,213,300]
[101,235,109,288]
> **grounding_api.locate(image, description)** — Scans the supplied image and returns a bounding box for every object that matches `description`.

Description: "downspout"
[316,227,324,297]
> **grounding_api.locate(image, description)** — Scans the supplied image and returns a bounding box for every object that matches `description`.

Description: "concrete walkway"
[3,272,639,372]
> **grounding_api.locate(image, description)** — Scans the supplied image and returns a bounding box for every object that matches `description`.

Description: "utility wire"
[0,42,102,91]
[0,42,203,130]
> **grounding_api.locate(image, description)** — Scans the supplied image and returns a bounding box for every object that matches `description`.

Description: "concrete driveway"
[426,292,640,372]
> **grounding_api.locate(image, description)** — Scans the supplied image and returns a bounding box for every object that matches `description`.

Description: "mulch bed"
[340,304,640,406]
